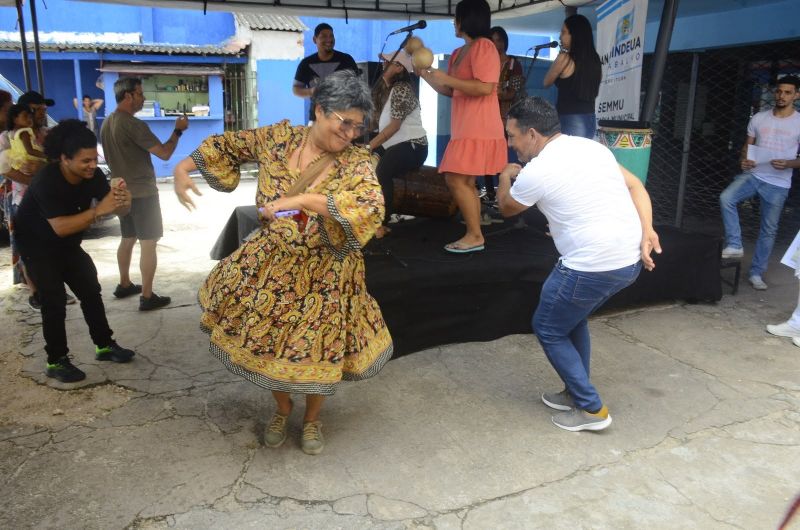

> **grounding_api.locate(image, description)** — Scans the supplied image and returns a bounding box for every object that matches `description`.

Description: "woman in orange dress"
[418,0,507,253]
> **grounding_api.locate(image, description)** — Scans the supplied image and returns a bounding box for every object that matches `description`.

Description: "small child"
[7,104,46,171]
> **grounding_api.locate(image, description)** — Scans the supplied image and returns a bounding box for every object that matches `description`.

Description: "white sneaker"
[792,337,800,348]
[721,246,744,259]
[749,275,768,290]
[766,321,800,338]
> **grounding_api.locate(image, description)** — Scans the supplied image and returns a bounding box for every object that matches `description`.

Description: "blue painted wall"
[0,58,81,121]
[300,16,549,61]
[0,59,29,98]
[78,60,106,117]
[644,0,798,52]
[0,0,234,45]
[257,59,306,127]
[0,0,143,35]
[151,8,234,45]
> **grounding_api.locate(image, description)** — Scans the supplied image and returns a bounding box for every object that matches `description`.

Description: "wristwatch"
[173,128,183,137]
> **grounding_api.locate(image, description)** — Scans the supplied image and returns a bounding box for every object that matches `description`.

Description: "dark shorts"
[119,194,163,240]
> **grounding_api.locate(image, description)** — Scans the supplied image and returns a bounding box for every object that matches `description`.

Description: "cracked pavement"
[1,181,798,529]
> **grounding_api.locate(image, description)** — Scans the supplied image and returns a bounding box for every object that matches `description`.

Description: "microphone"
[388,20,427,35]
[534,41,559,50]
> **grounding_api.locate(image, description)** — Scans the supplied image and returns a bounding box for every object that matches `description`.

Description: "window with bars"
[223,63,257,132]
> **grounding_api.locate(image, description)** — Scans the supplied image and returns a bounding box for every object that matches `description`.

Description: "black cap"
[18,91,55,107]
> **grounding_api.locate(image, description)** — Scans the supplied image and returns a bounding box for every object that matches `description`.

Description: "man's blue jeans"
[559,113,596,139]
[719,173,789,277]
[533,260,642,412]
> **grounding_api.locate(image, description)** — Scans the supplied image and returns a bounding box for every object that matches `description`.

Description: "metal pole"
[675,52,699,228]
[15,0,31,91]
[73,59,83,119]
[641,0,680,123]
[29,0,45,95]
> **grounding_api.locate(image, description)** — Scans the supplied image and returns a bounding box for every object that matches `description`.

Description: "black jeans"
[375,141,428,225]
[23,247,114,363]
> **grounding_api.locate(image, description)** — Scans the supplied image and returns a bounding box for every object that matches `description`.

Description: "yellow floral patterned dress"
[191,120,393,395]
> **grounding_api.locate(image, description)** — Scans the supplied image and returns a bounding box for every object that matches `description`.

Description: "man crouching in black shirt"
[15,119,136,383]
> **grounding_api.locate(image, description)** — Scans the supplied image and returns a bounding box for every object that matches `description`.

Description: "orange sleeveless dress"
[439,37,508,176]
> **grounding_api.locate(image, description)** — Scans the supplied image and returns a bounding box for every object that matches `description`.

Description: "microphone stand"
[371,31,415,91]
[523,47,541,84]
[524,44,560,81]
[366,30,416,142]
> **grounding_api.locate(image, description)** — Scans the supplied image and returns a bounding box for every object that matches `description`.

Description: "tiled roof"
[234,13,307,32]
[0,40,246,56]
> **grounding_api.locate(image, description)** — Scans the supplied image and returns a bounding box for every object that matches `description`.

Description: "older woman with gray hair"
[173,70,392,455]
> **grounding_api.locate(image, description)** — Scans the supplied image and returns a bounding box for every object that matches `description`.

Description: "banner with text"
[595,0,648,122]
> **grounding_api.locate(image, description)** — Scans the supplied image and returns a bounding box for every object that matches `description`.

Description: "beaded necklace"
[284,128,337,198]
[294,127,329,175]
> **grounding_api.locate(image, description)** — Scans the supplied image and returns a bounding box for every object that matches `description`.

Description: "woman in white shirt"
[369,51,428,237]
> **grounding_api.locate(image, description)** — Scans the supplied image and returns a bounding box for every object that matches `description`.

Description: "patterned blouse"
[381,81,428,146]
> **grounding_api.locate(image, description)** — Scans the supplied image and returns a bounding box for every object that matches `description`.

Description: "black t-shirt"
[294,50,359,121]
[15,163,110,257]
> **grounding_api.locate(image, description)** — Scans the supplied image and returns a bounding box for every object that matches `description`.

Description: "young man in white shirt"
[497,96,660,432]
[719,75,800,290]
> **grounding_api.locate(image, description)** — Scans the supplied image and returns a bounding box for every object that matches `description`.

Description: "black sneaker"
[139,293,171,311]
[28,294,41,310]
[95,341,135,363]
[46,356,86,383]
[113,283,142,299]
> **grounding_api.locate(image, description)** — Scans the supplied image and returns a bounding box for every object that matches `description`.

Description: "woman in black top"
[543,14,602,138]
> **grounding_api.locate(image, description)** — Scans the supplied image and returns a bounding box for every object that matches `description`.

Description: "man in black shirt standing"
[15,120,136,384]
[293,23,358,122]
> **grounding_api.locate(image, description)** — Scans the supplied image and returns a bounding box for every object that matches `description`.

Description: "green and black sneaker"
[46,356,86,383]
[95,342,135,363]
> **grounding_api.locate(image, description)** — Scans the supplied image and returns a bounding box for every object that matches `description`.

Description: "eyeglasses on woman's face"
[329,110,367,136]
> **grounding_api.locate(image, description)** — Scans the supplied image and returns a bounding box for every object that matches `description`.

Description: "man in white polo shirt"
[719,75,800,291]
[497,96,660,432]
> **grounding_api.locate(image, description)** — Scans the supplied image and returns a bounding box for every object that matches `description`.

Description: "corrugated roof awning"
[0,40,246,56]
[234,13,307,32]
[98,63,225,75]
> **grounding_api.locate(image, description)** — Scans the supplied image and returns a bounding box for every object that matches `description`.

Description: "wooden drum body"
[392,165,456,218]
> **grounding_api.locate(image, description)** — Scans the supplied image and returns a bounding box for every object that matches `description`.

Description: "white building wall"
[234,24,305,125]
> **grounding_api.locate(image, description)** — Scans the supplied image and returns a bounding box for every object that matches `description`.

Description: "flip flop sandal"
[444,242,485,254]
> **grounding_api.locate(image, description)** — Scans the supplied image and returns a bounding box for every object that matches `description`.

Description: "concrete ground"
[1,180,798,530]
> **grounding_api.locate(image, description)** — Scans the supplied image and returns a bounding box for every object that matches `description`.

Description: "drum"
[392,166,457,218]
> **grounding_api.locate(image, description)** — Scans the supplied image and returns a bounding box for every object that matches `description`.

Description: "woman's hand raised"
[173,158,203,211]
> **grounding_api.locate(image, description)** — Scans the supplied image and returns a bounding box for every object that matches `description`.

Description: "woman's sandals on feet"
[444,240,485,254]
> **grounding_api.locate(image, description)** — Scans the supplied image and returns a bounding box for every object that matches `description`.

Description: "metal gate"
[642,39,800,244]
[223,63,257,131]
